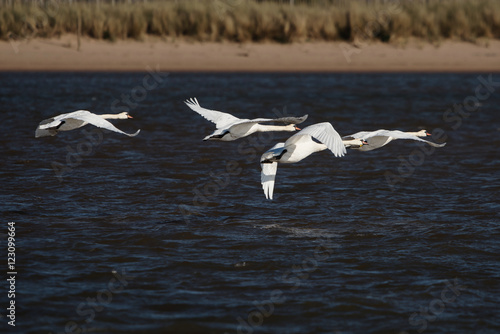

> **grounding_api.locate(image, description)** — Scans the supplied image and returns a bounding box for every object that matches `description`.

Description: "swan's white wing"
[65,110,140,137]
[38,111,80,130]
[38,117,59,130]
[36,111,87,137]
[261,162,278,200]
[286,122,346,157]
[36,117,60,137]
[365,130,446,148]
[184,97,240,129]
[342,130,374,140]
[236,114,308,126]
[260,143,285,200]
[260,142,286,162]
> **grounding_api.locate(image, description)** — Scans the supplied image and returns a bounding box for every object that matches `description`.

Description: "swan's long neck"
[406,131,427,137]
[343,138,362,148]
[256,124,296,132]
[99,114,123,119]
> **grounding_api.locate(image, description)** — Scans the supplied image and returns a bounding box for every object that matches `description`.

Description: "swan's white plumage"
[287,122,346,158]
[184,97,308,141]
[261,161,279,200]
[344,129,446,151]
[260,122,349,200]
[184,97,240,129]
[35,110,140,138]
[260,143,284,200]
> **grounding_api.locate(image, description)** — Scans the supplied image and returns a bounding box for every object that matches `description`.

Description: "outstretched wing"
[67,110,140,137]
[261,162,278,200]
[36,111,82,137]
[184,97,240,129]
[38,111,75,130]
[287,122,346,157]
[35,117,59,137]
[260,143,285,200]
[342,130,374,140]
[237,114,308,126]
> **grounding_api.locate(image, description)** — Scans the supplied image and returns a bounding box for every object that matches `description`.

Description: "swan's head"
[283,124,301,131]
[417,129,431,137]
[117,112,133,119]
[355,139,368,148]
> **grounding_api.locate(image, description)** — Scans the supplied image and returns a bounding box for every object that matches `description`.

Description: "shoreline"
[1,35,499,72]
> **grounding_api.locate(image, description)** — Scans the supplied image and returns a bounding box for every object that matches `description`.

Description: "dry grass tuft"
[1,0,499,43]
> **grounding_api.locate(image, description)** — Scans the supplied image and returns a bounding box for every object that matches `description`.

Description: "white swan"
[342,129,446,151]
[184,97,308,141]
[35,110,140,138]
[260,122,361,200]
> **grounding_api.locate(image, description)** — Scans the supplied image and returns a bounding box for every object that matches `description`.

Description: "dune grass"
[1,0,499,43]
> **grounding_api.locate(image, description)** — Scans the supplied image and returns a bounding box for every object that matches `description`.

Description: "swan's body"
[184,98,308,141]
[35,110,140,138]
[260,122,359,200]
[343,129,446,151]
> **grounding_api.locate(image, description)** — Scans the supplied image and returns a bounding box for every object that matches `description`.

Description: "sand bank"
[1,35,499,72]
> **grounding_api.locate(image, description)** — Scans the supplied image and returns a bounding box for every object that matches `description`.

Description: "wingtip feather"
[184,97,199,107]
[128,129,141,137]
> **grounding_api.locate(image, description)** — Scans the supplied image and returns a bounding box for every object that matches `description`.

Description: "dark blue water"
[1,72,500,334]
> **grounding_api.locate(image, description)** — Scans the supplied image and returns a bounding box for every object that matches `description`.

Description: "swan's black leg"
[207,131,230,140]
[55,120,65,129]
[276,149,287,160]
[261,149,287,164]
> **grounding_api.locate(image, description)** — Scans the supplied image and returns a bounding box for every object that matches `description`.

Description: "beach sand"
[1,35,499,72]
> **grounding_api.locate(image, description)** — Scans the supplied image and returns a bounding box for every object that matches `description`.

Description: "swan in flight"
[260,122,362,200]
[35,110,140,138]
[184,97,308,141]
[342,129,446,152]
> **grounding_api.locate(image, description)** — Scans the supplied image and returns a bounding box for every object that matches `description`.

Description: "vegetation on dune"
[1,0,499,43]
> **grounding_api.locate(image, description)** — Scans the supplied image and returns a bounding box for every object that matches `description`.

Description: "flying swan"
[342,129,446,151]
[35,110,140,138]
[260,122,364,200]
[184,97,308,141]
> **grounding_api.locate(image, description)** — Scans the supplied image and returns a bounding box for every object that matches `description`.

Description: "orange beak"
[127,115,133,119]
[426,132,431,136]
[295,126,301,131]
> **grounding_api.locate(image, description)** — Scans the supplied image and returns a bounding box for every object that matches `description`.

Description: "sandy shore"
[1,35,499,72]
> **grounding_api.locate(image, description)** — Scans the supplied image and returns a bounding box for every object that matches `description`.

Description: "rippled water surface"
[1,72,500,333]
